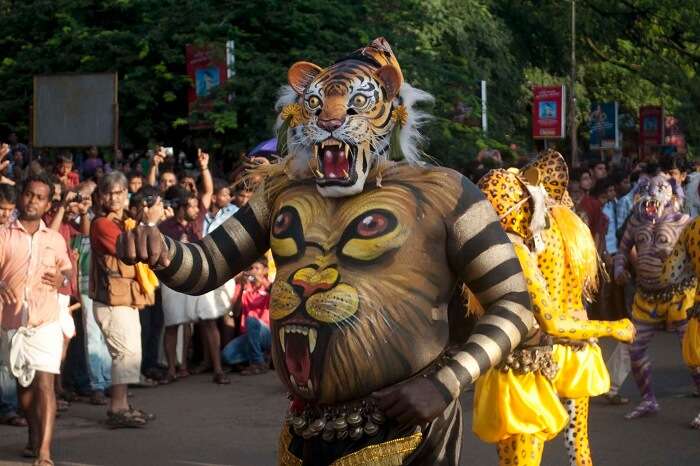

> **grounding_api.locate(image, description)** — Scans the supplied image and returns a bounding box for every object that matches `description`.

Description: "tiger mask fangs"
[276,37,433,198]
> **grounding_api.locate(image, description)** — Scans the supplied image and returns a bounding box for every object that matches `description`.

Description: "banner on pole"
[639,106,664,146]
[532,85,566,139]
[186,42,234,127]
[664,116,686,154]
[589,102,619,150]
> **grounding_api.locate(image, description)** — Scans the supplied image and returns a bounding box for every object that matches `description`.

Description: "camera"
[162,199,174,209]
[73,192,83,203]
[164,147,174,157]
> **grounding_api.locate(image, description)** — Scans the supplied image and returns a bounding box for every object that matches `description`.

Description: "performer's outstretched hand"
[117,199,170,268]
[372,377,449,427]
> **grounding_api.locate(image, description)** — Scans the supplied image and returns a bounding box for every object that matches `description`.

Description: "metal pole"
[570,0,577,167]
[481,80,488,136]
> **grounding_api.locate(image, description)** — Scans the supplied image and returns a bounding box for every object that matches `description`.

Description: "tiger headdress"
[275,37,432,198]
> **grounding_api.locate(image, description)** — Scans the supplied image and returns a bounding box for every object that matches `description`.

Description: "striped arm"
[156,194,271,295]
[613,216,638,278]
[430,178,534,402]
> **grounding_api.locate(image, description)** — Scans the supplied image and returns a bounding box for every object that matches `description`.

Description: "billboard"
[639,106,664,146]
[532,85,566,139]
[186,41,234,127]
[589,102,619,149]
[33,73,117,147]
[664,116,686,154]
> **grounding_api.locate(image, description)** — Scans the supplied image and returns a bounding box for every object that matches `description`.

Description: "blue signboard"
[589,102,619,149]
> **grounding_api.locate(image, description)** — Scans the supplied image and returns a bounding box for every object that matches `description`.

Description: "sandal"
[190,364,212,375]
[603,393,630,405]
[32,458,54,466]
[106,409,147,429]
[691,412,700,430]
[0,414,28,427]
[56,399,70,412]
[129,406,156,422]
[213,372,231,385]
[176,368,190,379]
[90,391,108,406]
[22,444,36,458]
[132,376,159,388]
[159,373,178,385]
[240,363,268,376]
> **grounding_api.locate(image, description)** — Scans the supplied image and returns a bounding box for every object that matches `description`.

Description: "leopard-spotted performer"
[474,151,635,466]
[118,38,536,465]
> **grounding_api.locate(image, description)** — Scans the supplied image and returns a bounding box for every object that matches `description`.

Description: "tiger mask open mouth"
[312,139,369,191]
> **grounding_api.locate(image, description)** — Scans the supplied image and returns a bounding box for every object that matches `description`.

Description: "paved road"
[1,333,699,465]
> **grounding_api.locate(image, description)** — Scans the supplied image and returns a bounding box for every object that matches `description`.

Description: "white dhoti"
[162,281,236,326]
[4,321,63,387]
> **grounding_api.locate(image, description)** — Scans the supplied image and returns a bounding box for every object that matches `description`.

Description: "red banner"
[639,106,664,146]
[532,85,566,139]
[186,44,228,122]
[664,116,686,154]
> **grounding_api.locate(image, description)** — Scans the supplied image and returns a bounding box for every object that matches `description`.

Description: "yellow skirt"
[551,344,610,398]
[473,368,568,443]
[683,317,700,368]
[631,287,695,325]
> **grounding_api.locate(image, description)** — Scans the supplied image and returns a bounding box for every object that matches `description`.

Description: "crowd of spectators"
[0,135,272,463]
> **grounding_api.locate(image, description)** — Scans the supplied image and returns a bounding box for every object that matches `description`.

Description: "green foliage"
[0,0,698,162]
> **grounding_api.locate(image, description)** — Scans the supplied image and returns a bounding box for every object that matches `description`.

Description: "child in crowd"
[221,258,271,376]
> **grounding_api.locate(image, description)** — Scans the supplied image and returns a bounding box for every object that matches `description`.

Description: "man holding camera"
[89,172,155,428]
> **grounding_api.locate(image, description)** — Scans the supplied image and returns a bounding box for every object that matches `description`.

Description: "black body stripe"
[475,323,515,353]
[236,206,269,253]
[158,238,184,280]
[461,342,491,373]
[209,226,244,277]
[468,257,522,294]
[446,359,470,385]
[457,222,511,270]
[178,243,204,292]
[428,376,455,405]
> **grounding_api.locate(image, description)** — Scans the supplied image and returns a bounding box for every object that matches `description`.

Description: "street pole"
[569,0,577,168]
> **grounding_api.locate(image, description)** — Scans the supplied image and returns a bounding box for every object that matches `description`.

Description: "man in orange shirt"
[0,173,72,466]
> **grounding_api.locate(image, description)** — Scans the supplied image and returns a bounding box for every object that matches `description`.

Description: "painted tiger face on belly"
[269,174,454,404]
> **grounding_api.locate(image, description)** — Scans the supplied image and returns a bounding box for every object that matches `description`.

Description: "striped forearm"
[156,195,271,295]
[436,183,534,400]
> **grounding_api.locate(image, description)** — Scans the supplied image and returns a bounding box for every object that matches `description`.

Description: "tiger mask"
[277,37,432,198]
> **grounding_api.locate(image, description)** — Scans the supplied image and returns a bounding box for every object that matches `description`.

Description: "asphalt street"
[0,332,698,466]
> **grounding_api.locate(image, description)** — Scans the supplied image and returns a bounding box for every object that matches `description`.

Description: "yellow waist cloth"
[631,287,694,324]
[551,343,610,398]
[473,368,568,443]
[683,317,700,368]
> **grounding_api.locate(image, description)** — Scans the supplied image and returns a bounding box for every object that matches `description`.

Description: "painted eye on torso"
[270,206,305,262]
[338,209,406,263]
[273,211,293,236]
[357,212,390,238]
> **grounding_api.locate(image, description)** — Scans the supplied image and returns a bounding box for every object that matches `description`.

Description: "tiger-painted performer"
[613,173,695,420]
[473,151,634,466]
[660,217,700,429]
[117,38,536,465]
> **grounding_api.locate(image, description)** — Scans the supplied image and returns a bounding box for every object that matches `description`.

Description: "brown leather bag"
[89,253,154,309]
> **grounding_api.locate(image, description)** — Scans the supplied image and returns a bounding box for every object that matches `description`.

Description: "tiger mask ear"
[375,65,403,101]
[288,61,323,95]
